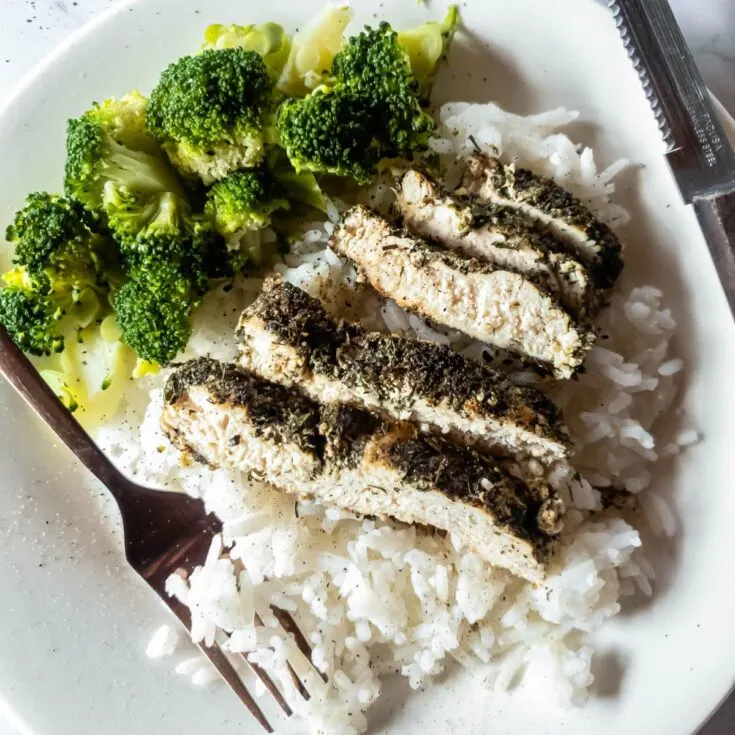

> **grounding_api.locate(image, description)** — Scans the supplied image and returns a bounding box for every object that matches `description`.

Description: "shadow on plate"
[432,28,536,113]
[366,658,473,733]
[365,671,415,733]
[590,649,629,699]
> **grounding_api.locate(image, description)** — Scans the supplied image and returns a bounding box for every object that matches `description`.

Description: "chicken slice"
[329,205,594,378]
[460,155,623,289]
[237,277,571,464]
[161,358,565,583]
[396,168,601,319]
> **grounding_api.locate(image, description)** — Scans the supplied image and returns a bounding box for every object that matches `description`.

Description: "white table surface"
[0,0,733,733]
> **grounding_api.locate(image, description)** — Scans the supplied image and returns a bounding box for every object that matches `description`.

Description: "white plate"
[1,1,735,733]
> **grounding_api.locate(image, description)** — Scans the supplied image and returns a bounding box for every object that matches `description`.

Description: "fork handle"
[0,327,130,502]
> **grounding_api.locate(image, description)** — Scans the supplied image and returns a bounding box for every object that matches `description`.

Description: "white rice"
[145,624,180,659]
[94,102,696,734]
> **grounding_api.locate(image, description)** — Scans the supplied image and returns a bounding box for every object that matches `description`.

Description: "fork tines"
[159,548,324,733]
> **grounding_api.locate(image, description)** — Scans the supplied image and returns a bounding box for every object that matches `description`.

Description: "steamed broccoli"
[106,191,244,363]
[277,87,379,183]
[205,169,290,235]
[202,22,291,81]
[63,91,196,294]
[103,187,189,264]
[113,273,193,365]
[0,193,118,356]
[331,22,436,159]
[63,93,249,365]
[6,192,110,290]
[277,21,439,183]
[203,179,283,274]
[64,92,185,221]
[105,183,259,364]
[187,216,240,291]
[147,49,275,184]
[0,284,63,356]
[64,93,236,349]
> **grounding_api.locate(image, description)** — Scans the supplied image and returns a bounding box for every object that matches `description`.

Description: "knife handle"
[693,191,735,317]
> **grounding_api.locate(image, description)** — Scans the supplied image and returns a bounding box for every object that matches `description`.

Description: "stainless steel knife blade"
[609,0,735,316]
[609,0,735,203]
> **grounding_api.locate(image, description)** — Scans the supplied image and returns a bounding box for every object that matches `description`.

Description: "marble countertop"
[0,1,733,734]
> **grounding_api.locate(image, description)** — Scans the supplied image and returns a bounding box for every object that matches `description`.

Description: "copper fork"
[0,327,317,732]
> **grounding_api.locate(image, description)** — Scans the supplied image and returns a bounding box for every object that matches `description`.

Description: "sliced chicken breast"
[396,169,601,319]
[329,205,594,378]
[461,155,623,289]
[161,358,565,583]
[237,277,571,464]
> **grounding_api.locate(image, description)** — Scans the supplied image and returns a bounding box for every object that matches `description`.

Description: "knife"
[609,0,735,316]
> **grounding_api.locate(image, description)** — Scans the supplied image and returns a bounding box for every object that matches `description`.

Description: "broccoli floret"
[64,107,243,369]
[186,216,237,291]
[205,169,290,235]
[107,200,244,366]
[277,87,379,183]
[331,22,435,159]
[147,49,275,184]
[105,188,236,292]
[114,273,193,365]
[0,285,63,357]
[64,94,213,311]
[5,192,109,290]
[0,192,119,357]
[103,187,188,264]
[82,90,160,154]
[119,216,228,296]
[105,190,236,362]
[65,93,185,222]
[277,22,437,183]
